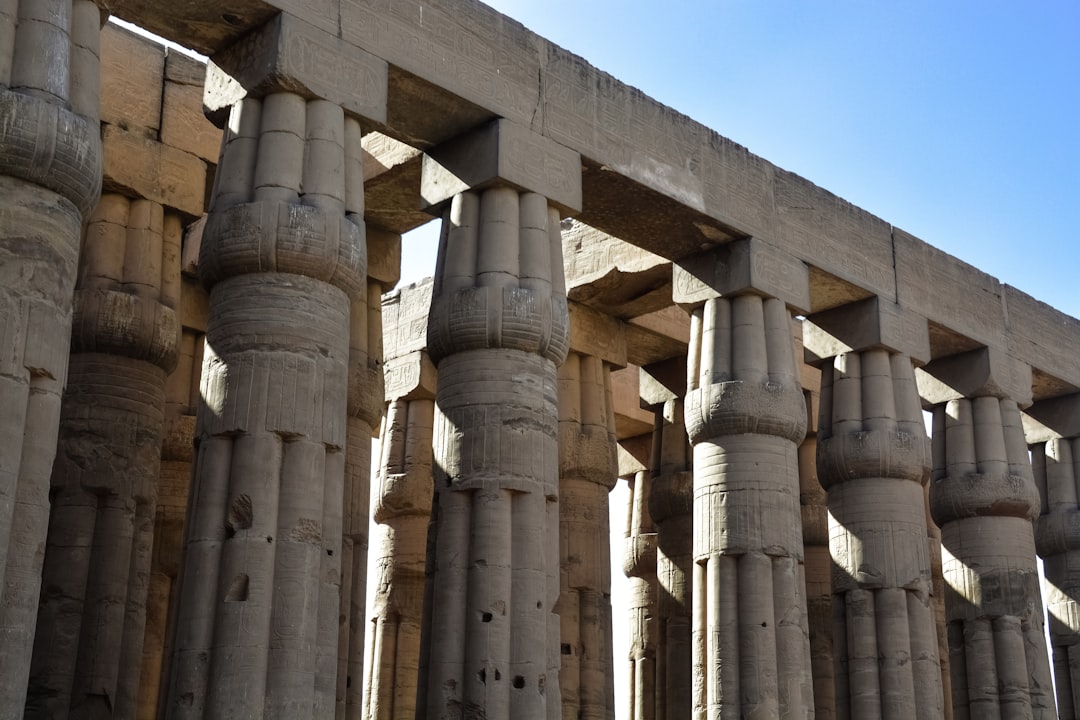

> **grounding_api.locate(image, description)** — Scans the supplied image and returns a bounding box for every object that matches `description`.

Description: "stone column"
[140,323,204,720]
[0,0,104,709]
[27,195,179,719]
[624,460,657,720]
[162,18,389,719]
[635,362,693,720]
[920,347,1055,718]
[418,118,580,720]
[675,240,814,719]
[558,352,618,720]
[363,279,437,720]
[1024,394,1080,719]
[805,298,944,720]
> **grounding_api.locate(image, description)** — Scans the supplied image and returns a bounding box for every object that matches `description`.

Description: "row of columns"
[3,7,1080,720]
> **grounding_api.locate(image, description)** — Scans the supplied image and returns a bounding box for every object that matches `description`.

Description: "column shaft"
[685,295,812,719]
[624,465,657,720]
[817,350,943,720]
[0,0,103,710]
[930,396,1055,718]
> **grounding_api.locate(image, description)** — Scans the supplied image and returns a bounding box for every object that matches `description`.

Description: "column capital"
[803,296,930,366]
[672,237,810,313]
[420,118,582,215]
[917,346,1032,407]
[1024,392,1080,443]
[205,12,388,125]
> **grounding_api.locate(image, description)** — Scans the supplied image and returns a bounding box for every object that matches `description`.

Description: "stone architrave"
[162,24,387,715]
[419,119,579,720]
[362,280,438,720]
[1024,394,1080,719]
[674,239,814,719]
[805,299,944,719]
[558,352,618,720]
[0,0,105,710]
[27,195,180,719]
[921,349,1055,718]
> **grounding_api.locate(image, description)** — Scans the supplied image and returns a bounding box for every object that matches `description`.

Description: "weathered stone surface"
[674,237,810,314]
[162,52,223,164]
[102,124,209,218]
[100,23,164,137]
[804,296,931,367]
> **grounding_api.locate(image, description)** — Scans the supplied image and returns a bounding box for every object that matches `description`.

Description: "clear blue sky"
[405,0,1079,320]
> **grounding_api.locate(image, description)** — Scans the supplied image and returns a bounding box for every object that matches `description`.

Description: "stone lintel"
[205,12,388,126]
[420,118,582,215]
[384,350,437,402]
[611,365,654,440]
[102,124,208,218]
[803,296,930,366]
[180,275,209,333]
[366,225,402,288]
[672,237,810,313]
[382,278,434,361]
[568,302,627,368]
[1023,393,1080,444]
[618,434,652,477]
[916,346,1033,408]
[639,357,686,409]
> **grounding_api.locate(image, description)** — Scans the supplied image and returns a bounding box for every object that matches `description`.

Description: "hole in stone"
[536,601,543,609]
[761,621,767,628]
[561,643,572,655]
[221,13,244,26]
[513,676,525,689]
[481,612,493,623]
[477,669,486,684]
[225,574,249,602]
[266,536,273,543]
[327,549,333,556]
[224,524,236,539]
[494,669,501,681]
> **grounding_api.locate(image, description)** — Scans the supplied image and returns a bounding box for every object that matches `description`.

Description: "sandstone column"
[363,279,437,720]
[920,348,1055,718]
[27,195,180,719]
[162,17,389,719]
[635,363,693,720]
[0,0,104,710]
[675,240,813,719]
[1024,393,1080,718]
[340,230,396,719]
[805,298,944,720]
[624,461,658,720]
[558,352,618,720]
[418,118,580,720]
[140,323,204,719]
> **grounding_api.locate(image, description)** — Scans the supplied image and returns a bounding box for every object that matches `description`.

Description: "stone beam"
[917,346,1033,408]
[673,237,810,313]
[1024,393,1080,445]
[568,301,627,368]
[803,296,931,367]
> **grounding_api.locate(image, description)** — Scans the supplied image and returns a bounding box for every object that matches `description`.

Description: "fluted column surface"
[163,93,366,720]
[0,0,104,710]
[929,396,1054,719]
[817,350,943,720]
[1032,437,1080,718]
[363,395,435,720]
[799,433,835,720]
[624,463,657,720]
[421,187,569,720]
[685,294,812,719]
[558,352,618,720]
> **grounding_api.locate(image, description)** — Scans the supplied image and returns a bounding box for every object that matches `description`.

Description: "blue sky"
[404,0,1079,319]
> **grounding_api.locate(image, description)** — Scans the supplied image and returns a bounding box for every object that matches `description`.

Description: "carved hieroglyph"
[0,0,103,709]
[164,92,367,719]
[817,350,944,719]
[930,396,1055,718]
[422,186,570,720]
[28,195,180,718]
[558,352,618,720]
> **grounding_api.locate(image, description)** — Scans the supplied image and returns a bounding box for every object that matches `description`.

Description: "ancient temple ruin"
[2,1,1078,718]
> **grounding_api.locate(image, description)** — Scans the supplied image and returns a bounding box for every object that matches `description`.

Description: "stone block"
[673,237,809,312]
[611,365,654,439]
[568,302,626,367]
[206,11,388,125]
[894,228,1007,351]
[917,346,1032,408]
[1023,393,1080,444]
[639,357,686,407]
[101,23,164,137]
[382,278,433,361]
[161,52,223,163]
[803,297,931,366]
[367,225,401,288]
[1005,285,1080,393]
[624,305,689,367]
[102,124,208,217]
[383,350,436,401]
[421,118,582,215]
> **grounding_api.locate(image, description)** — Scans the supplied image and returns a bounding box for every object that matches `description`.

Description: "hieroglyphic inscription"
[382,279,433,361]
